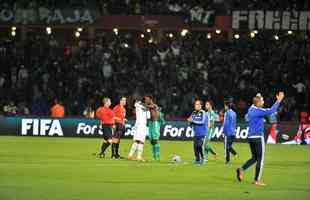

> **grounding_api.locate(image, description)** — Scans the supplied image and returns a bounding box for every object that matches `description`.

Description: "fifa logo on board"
[21,119,63,136]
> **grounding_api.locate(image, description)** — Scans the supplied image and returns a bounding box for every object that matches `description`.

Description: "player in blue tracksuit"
[223,98,237,164]
[187,100,208,165]
[236,92,284,186]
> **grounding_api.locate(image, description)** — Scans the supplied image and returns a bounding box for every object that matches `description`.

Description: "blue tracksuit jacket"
[191,110,208,137]
[246,101,280,138]
[223,109,237,136]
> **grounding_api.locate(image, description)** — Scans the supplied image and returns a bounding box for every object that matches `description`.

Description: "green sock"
[152,145,156,160]
[207,145,217,155]
[204,147,209,159]
[155,144,160,160]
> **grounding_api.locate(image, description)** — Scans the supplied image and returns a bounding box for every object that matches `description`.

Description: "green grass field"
[0,136,309,200]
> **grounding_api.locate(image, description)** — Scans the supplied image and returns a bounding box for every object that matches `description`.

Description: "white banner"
[0,7,95,24]
[232,10,310,30]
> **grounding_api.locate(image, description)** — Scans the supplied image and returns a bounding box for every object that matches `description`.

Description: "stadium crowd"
[0,29,309,121]
[0,0,309,121]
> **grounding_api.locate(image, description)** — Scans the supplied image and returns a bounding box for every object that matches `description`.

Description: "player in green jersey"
[145,96,165,161]
[204,100,218,161]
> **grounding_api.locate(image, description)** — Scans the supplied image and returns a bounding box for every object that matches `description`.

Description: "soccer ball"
[281,134,290,140]
[171,154,182,163]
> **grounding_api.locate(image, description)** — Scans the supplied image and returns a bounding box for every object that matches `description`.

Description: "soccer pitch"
[0,136,309,200]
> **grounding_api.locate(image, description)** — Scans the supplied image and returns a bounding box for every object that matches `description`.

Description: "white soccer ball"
[281,134,290,140]
[172,154,182,163]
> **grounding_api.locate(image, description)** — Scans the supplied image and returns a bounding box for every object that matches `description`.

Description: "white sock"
[137,143,144,160]
[128,142,138,157]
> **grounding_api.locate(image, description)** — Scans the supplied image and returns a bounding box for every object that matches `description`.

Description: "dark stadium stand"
[0,0,309,120]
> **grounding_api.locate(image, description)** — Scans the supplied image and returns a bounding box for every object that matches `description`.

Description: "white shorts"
[133,125,148,143]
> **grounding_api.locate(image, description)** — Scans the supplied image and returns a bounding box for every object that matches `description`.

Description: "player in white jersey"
[128,98,150,161]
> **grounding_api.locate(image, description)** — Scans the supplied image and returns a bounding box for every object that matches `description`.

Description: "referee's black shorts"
[113,123,125,139]
[100,124,113,141]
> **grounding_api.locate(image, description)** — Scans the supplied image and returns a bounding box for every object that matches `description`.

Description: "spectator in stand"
[83,99,95,118]
[50,99,65,118]
[300,105,309,125]
[17,101,30,115]
[292,77,306,109]
[102,60,113,89]
[3,100,17,116]
[0,73,5,84]
[30,96,49,116]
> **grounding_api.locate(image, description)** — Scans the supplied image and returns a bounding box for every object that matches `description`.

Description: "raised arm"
[252,92,285,117]
[252,101,280,117]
